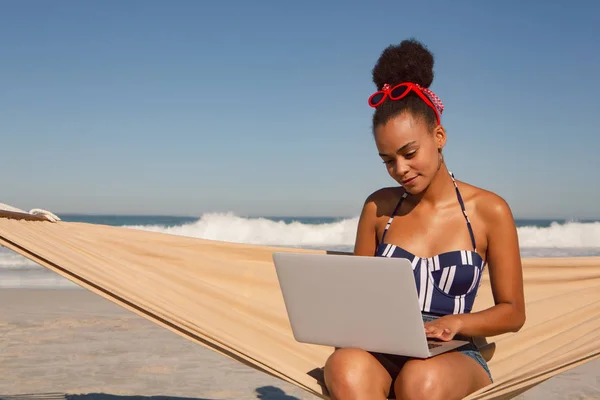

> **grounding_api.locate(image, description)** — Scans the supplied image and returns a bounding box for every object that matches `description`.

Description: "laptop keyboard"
[428,342,442,349]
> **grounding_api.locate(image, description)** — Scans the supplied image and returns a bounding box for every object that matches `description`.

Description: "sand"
[1,288,598,400]
[0,289,311,400]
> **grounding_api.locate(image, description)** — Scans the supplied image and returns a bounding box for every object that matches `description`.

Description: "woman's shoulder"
[365,186,406,207]
[455,180,515,225]
[363,186,406,213]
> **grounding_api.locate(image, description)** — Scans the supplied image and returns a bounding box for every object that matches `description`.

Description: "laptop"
[272,251,469,358]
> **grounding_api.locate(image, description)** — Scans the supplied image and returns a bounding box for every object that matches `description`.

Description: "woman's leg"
[323,348,394,400]
[394,351,492,400]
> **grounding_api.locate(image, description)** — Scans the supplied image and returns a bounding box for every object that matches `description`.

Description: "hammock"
[1,209,599,400]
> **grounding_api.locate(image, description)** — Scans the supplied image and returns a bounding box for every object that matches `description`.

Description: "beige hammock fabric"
[1,211,599,400]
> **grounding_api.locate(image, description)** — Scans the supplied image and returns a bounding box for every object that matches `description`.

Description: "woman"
[323,39,526,400]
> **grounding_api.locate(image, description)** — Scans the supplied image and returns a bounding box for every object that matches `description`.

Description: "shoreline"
[1,288,598,399]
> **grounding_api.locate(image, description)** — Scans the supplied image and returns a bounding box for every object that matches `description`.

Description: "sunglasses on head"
[367,82,443,125]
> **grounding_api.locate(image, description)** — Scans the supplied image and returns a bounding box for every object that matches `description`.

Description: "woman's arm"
[425,193,526,341]
[455,193,526,337]
[353,192,382,257]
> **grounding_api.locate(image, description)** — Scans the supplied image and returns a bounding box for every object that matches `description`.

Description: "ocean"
[1,213,600,289]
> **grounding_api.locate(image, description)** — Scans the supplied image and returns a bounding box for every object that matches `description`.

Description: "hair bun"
[372,38,435,90]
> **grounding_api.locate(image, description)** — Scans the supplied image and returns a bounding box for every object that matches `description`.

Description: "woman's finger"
[425,327,442,337]
[424,324,437,333]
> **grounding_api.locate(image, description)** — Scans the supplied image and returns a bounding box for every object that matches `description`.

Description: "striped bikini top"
[374,172,486,316]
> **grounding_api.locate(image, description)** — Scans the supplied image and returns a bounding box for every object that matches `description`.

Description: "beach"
[2,288,599,400]
[2,2,599,398]
[1,215,600,399]
[0,288,311,400]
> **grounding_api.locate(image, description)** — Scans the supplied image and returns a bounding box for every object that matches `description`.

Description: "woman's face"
[374,112,446,194]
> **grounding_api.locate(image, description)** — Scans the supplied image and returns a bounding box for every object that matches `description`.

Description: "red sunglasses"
[367,82,443,125]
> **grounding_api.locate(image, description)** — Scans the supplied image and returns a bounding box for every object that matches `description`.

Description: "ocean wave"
[0,250,40,268]
[2,214,599,273]
[517,221,600,248]
[123,213,600,249]
[124,212,360,248]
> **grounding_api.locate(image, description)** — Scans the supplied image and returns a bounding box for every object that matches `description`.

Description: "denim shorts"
[370,313,493,398]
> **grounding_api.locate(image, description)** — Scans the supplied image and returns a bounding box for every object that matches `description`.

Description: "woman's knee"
[324,348,390,399]
[394,360,444,400]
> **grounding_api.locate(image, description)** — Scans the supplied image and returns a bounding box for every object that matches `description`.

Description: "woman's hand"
[424,315,464,341]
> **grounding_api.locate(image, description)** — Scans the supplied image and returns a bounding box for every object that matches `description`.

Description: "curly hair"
[371,38,438,132]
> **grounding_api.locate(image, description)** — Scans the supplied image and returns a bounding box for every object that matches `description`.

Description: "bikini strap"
[380,191,408,243]
[449,172,477,251]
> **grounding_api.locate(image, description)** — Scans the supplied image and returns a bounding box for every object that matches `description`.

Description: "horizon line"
[54,212,599,222]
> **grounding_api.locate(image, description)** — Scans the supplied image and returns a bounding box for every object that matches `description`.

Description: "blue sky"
[1,1,599,219]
